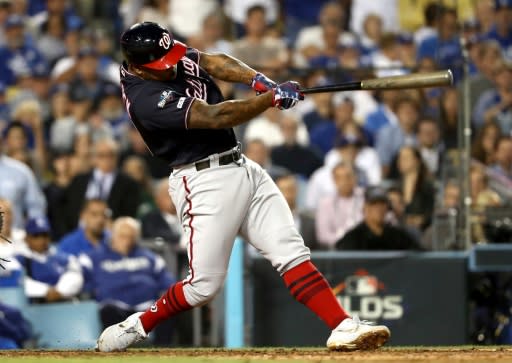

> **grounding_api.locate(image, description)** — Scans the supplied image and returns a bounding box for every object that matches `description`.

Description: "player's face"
[27,234,51,254]
[134,64,178,82]
[111,224,137,256]
[83,202,108,235]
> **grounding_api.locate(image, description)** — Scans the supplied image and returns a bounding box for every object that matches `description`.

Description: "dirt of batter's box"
[1,347,512,362]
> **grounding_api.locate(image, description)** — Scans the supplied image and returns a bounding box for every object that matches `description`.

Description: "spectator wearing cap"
[397,32,416,69]
[486,0,512,60]
[315,162,365,249]
[417,7,462,81]
[0,14,47,86]
[270,113,323,179]
[15,216,83,303]
[61,138,140,233]
[293,2,356,67]
[306,133,381,210]
[336,186,421,251]
[0,136,46,229]
[375,96,419,177]
[310,92,374,155]
[473,58,512,134]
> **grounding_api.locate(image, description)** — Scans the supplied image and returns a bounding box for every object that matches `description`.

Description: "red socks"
[283,260,349,329]
[139,281,192,333]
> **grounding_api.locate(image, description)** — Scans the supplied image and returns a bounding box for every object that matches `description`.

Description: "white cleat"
[326,316,390,351]
[96,312,147,352]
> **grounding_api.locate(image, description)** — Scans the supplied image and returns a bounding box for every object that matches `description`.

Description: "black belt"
[194,148,242,171]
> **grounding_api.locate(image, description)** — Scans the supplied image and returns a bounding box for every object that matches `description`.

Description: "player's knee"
[183,273,225,306]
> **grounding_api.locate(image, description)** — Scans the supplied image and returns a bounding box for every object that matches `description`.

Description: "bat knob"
[446,69,454,86]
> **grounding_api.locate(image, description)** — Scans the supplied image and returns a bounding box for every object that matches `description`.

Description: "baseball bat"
[300,70,453,94]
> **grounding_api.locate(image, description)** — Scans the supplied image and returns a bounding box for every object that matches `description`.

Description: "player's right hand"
[251,72,277,95]
[272,81,304,110]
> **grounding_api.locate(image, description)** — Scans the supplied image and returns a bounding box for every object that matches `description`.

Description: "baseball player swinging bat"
[300,70,453,94]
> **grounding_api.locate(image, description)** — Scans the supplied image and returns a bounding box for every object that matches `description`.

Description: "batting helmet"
[120,22,186,70]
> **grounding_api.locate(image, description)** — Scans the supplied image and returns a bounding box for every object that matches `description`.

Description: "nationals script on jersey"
[120,48,237,167]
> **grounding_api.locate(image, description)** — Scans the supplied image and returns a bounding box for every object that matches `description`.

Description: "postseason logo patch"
[157,90,175,108]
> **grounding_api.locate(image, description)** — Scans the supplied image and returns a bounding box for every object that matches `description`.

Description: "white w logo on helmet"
[159,32,171,50]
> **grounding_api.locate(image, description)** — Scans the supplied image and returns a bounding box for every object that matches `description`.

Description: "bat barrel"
[361,70,453,90]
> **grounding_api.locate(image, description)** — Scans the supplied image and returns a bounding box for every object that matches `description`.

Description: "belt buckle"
[232,142,243,166]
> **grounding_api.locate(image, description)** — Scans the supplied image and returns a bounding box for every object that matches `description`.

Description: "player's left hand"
[251,72,277,95]
[272,81,305,110]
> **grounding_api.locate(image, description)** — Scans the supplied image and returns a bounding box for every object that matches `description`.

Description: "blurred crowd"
[1,0,512,347]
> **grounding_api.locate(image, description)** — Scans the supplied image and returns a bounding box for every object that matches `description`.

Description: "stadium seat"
[25,300,101,349]
[0,269,28,308]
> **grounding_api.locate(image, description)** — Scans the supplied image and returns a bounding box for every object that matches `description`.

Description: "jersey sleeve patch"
[131,85,195,131]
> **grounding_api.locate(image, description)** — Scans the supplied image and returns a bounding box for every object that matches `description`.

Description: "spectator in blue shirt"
[0,15,47,86]
[0,139,46,229]
[364,90,400,140]
[81,217,175,345]
[58,198,110,257]
[376,96,419,177]
[486,0,512,61]
[473,58,512,133]
[417,7,462,81]
[15,217,83,303]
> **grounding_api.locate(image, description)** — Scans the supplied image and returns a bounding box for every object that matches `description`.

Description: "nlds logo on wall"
[332,269,403,320]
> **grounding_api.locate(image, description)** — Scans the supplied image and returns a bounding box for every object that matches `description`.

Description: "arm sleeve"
[24,276,50,298]
[55,256,84,297]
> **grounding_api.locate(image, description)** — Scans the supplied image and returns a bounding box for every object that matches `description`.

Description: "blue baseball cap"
[25,217,51,235]
[5,14,24,28]
[495,0,512,9]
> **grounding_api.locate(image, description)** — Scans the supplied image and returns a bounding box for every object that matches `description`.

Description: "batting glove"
[272,81,304,110]
[251,72,277,95]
